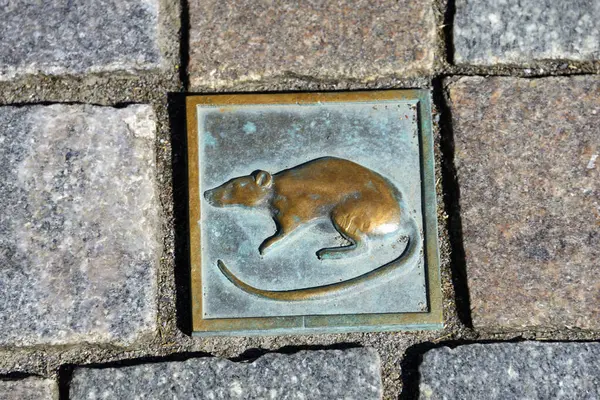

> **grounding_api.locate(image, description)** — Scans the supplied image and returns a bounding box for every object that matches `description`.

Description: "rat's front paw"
[258,241,272,256]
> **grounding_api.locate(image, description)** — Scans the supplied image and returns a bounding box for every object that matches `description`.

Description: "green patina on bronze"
[186,90,442,336]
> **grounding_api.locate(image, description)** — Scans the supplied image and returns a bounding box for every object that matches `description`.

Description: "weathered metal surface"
[186,90,441,335]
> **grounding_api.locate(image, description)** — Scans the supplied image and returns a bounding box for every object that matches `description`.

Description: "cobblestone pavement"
[0,0,598,399]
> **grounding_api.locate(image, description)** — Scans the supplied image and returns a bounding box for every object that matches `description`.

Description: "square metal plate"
[187,90,442,336]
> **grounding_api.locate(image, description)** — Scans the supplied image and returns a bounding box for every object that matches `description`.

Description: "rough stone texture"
[188,0,436,89]
[419,342,600,400]
[0,4,456,400]
[0,0,162,80]
[449,76,600,329]
[0,54,452,400]
[0,104,159,346]
[70,349,382,399]
[0,377,56,400]
[453,0,600,65]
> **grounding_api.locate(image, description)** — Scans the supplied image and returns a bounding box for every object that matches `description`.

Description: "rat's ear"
[253,170,273,188]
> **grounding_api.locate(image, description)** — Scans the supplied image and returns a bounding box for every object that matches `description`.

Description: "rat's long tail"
[216,217,422,301]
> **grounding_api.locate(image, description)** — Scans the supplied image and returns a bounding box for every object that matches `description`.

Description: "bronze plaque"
[187,90,442,335]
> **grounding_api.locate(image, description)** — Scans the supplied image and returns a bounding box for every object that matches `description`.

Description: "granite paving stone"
[453,0,600,65]
[0,0,162,80]
[448,76,600,329]
[0,377,57,400]
[70,348,382,399]
[419,342,600,400]
[0,104,159,346]
[188,0,436,89]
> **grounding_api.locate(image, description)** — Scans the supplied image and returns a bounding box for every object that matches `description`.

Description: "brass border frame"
[186,90,442,336]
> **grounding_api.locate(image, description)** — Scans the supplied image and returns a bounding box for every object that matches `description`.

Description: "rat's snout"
[203,188,220,207]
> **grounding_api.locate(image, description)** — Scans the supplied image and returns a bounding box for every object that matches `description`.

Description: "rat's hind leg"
[316,210,368,260]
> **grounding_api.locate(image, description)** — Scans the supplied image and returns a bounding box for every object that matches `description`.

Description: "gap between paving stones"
[431,77,472,329]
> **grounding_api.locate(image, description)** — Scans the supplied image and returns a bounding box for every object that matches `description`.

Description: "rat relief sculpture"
[204,156,422,301]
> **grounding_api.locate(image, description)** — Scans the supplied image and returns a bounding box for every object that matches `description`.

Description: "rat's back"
[274,157,395,199]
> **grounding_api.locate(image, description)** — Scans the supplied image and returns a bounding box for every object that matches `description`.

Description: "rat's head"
[204,170,273,208]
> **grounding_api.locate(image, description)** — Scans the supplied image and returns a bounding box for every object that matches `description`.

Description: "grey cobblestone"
[419,342,600,400]
[70,349,382,400]
[454,0,600,65]
[0,104,160,346]
[0,0,164,80]
[0,377,57,400]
